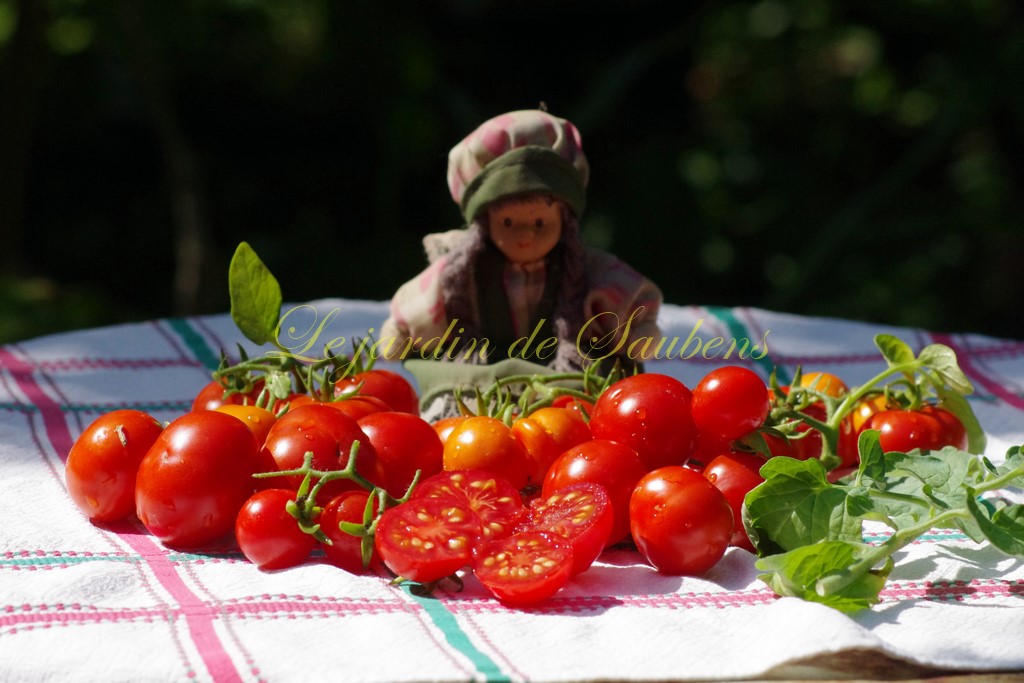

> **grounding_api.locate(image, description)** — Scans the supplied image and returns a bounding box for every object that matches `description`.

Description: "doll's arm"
[378,258,451,361]
[580,249,664,361]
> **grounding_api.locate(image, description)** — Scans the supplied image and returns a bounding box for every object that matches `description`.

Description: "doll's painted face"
[487,195,563,265]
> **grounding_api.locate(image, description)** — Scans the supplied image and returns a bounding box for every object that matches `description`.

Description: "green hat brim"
[460,146,586,223]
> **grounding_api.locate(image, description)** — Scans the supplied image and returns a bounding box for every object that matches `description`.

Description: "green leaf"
[265,370,294,401]
[229,242,283,346]
[874,333,915,367]
[744,458,861,555]
[855,430,887,484]
[918,343,974,395]
[995,445,1024,479]
[885,449,975,507]
[935,390,987,454]
[966,493,1024,557]
[755,541,890,613]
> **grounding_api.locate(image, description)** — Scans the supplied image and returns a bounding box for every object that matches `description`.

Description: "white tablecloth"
[2,299,1022,682]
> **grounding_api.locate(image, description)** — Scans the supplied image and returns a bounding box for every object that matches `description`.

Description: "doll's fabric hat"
[447,110,590,223]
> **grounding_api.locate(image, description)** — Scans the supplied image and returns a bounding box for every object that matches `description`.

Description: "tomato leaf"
[935,389,987,454]
[755,541,891,613]
[885,449,974,506]
[744,458,861,555]
[966,493,1024,557]
[855,429,887,484]
[229,242,283,346]
[265,370,294,401]
[874,334,915,367]
[751,441,1024,613]
[996,445,1024,477]
[918,343,974,395]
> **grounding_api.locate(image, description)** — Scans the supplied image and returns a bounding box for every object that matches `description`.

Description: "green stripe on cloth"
[705,306,790,384]
[405,587,510,682]
[166,318,222,371]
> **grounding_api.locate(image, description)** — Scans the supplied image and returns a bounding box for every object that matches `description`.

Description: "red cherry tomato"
[413,470,525,543]
[290,393,392,421]
[235,488,316,570]
[703,452,766,552]
[357,411,444,497]
[442,416,530,491]
[542,439,647,546]
[191,378,253,412]
[374,494,481,583]
[589,374,698,471]
[764,389,826,461]
[921,404,969,451]
[432,415,468,445]
[319,490,380,573]
[65,410,164,522]
[335,369,419,415]
[551,394,594,419]
[836,414,860,471]
[866,406,967,453]
[511,407,592,487]
[473,530,573,606]
[135,411,264,548]
[691,366,770,442]
[689,431,736,467]
[519,482,613,576]
[629,466,734,575]
[262,404,384,500]
[192,378,297,413]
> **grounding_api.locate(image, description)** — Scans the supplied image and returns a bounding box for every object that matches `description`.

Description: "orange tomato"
[442,416,530,491]
[215,404,277,445]
[512,407,592,487]
[799,371,849,398]
[432,415,469,445]
[851,394,892,433]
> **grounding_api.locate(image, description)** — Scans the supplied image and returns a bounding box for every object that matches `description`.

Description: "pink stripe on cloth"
[117,530,245,683]
[0,347,74,462]
[0,345,245,681]
[930,333,1024,411]
[880,578,1024,603]
[1,605,168,631]
[30,357,203,372]
[448,587,778,615]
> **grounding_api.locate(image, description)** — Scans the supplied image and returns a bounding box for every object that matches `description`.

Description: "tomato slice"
[414,470,525,543]
[519,482,613,575]
[473,530,573,606]
[374,494,481,583]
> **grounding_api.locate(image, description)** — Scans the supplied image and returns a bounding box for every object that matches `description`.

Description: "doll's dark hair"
[440,195,587,370]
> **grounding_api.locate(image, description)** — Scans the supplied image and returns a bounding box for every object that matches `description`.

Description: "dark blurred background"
[2,0,1022,344]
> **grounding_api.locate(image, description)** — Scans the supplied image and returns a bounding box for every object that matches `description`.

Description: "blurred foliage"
[1,0,1022,344]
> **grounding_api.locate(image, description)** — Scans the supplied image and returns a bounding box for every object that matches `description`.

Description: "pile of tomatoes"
[64,363,971,606]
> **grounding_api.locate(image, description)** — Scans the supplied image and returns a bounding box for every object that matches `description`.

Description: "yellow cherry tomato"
[215,404,277,446]
[799,371,849,398]
[851,394,892,433]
